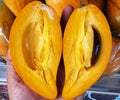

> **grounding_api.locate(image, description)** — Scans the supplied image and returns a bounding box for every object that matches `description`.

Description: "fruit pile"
[0,0,120,99]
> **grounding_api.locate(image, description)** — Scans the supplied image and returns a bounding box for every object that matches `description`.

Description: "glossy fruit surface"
[9,1,62,99]
[62,4,112,99]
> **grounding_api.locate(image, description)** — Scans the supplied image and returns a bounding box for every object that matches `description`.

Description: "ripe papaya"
[9,1,62,99]
[62,4,112,99]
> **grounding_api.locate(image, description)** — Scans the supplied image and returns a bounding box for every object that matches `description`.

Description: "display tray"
[90,74,120,93]
[84,91,120,100]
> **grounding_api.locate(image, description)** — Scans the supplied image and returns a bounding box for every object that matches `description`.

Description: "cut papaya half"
[9,1,62,99]
[62,4,112,99]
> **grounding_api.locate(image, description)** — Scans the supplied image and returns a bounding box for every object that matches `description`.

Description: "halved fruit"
[62,4,112,99]
[3,0,38,16]
[9,1,62,99]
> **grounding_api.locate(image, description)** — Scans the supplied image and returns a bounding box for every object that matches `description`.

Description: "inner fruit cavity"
[22,8,54,70]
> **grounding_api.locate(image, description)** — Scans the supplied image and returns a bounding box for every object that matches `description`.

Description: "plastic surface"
[104,38,120,76]
[0,58,8,100]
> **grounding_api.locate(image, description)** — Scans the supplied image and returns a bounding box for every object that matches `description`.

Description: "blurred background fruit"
[3,0,38,16]
[46,0,80,19]
[0,1,15,57]
[106,0,120,37]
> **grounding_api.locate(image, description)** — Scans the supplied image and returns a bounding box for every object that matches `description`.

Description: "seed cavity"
[91,28,100,65]
[22,11,54,70]
[73,20,100,70]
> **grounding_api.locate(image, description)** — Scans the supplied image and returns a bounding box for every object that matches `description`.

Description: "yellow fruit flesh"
[9,1,62,99]
[62,4,112,99]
